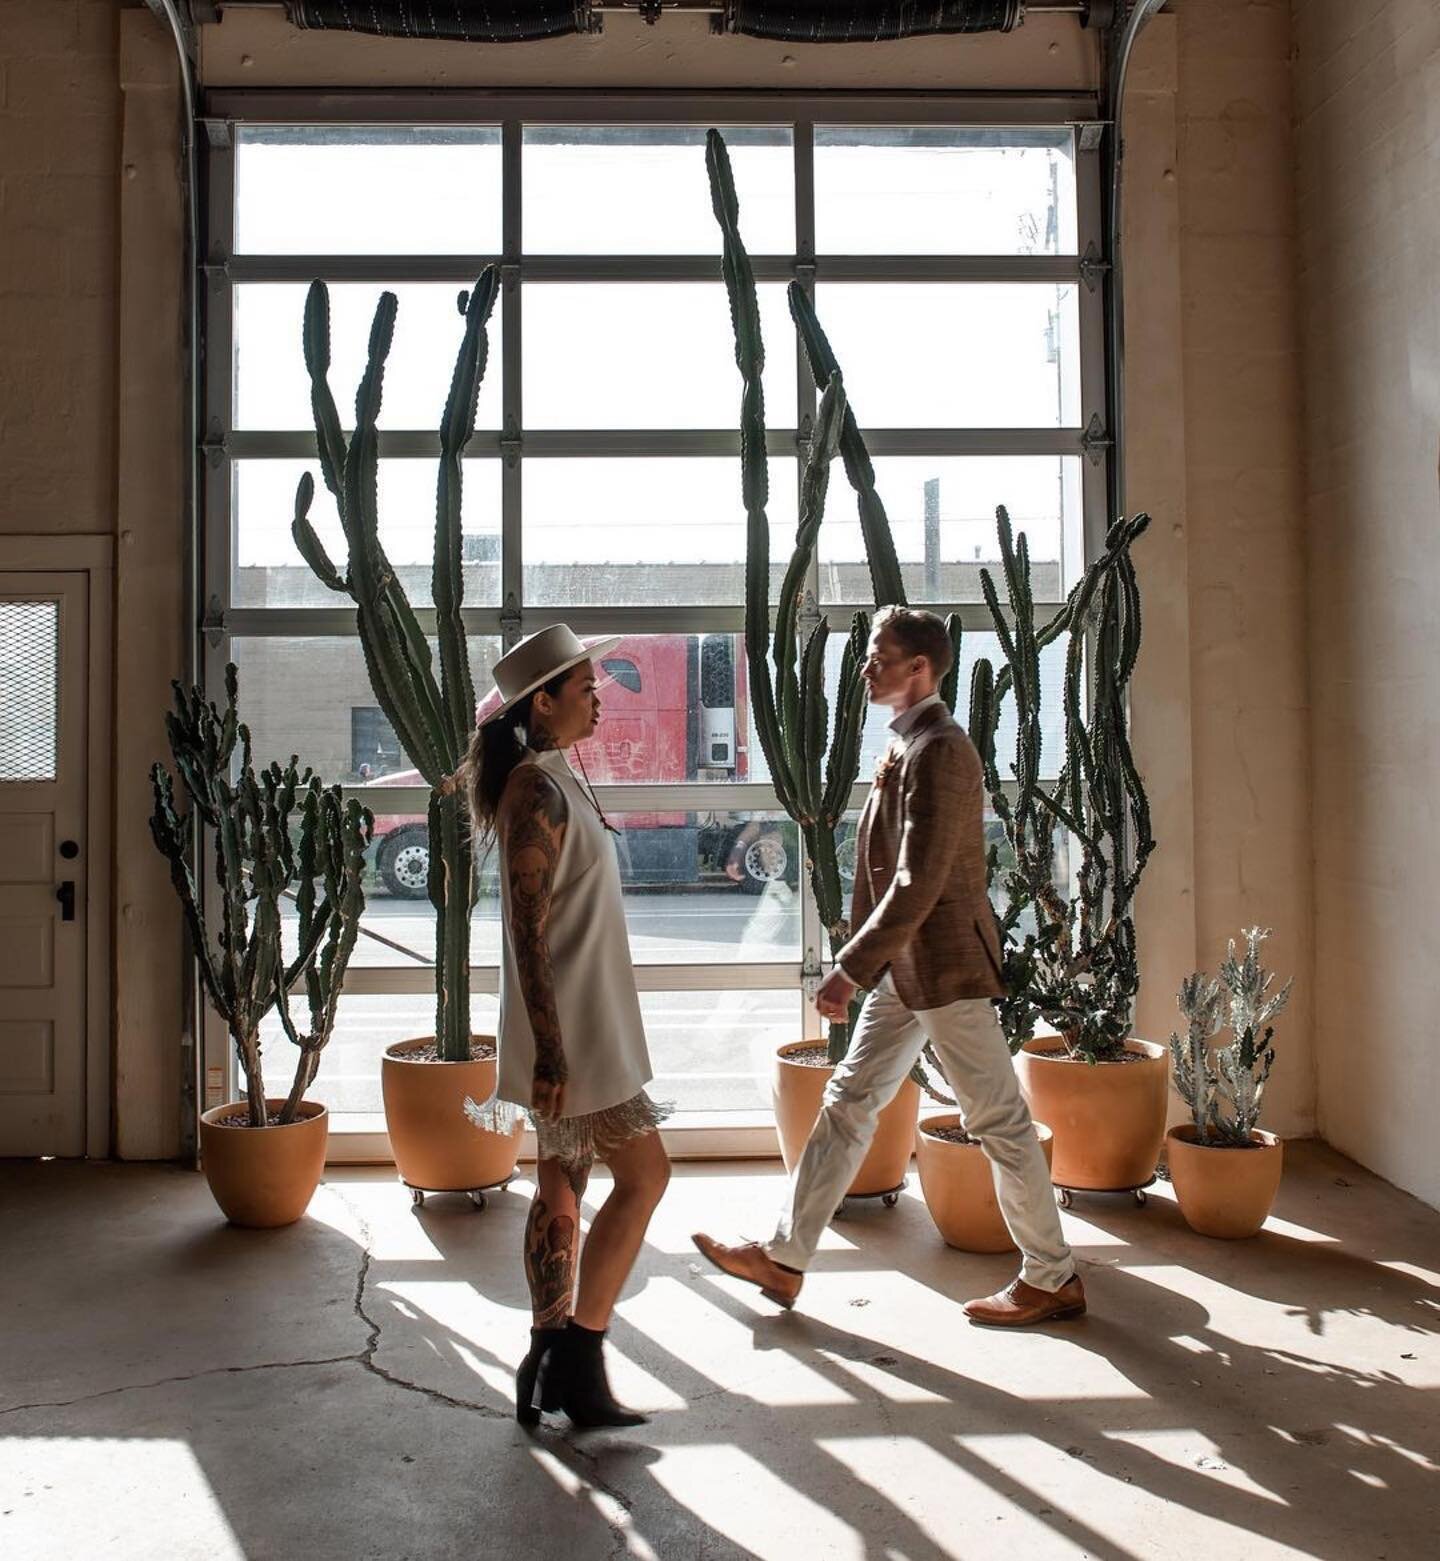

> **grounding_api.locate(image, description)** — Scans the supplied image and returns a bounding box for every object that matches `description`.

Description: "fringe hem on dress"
[462,1093,525,1136]
[463,1089,672,1168]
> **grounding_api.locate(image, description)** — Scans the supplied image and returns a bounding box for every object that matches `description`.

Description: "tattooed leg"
[524,1156,591,1327]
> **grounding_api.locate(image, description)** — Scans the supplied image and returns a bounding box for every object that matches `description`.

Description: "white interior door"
[0,573,88,1156]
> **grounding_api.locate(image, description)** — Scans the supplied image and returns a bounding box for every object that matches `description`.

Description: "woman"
[463,625,671,1430]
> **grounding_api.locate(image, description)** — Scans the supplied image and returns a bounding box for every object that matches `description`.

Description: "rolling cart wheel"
[882,1192,900,1209]
[1057,1187,1073,1210]
[410,1188,426,1209]
[468,1190,487,1211]
[1133,1188,1147,1208]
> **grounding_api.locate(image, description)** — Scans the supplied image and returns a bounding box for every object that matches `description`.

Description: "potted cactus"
[150,666,371,1227]
[963,506,1164,1201]
[292,271,522,1201]
[1166,928,1292,1237]
[708,130,920,1196]
[911,515,1146,1245]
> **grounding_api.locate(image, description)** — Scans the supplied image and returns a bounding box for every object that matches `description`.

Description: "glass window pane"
[523,457,798,606]
[232,459,502,609]
[523,283,795,429]
[820,629,1068,788]
[230,636,502,781]
[818,456,1082,605]
[815,126,1076,256]
[524,125,793,255]
[472,633,759,786]
[318,804,799,967]
[234,283,503,431]
[645,990,798,1113]
[259,994,500,1117]
[611,809,800,961]
[263,989,796,1118]
[810,283,1080,428]
[235,126,502,256]
[0,601,58,783]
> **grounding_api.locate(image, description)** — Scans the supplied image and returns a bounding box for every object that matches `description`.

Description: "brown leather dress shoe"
[692,1234,803,1310]
[963,1274,1087,1327]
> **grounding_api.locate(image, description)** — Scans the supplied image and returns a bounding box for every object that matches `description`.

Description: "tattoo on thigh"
[564,1157,592,1202]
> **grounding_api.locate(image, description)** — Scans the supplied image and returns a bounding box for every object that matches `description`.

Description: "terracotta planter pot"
[916,1115,1054,1252]
[773,1042,920,1197]
[1016,1038,1168,1191]
[381,1037,521,1194]
[199,1098,328,1228]
[1166,1125,1283,1238]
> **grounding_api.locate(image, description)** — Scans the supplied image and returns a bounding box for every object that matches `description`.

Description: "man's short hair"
[873,605,954,680]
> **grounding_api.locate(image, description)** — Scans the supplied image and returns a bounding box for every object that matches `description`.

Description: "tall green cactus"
[149,665,373,1127]
[709,129,897,1062]
[968,506,1154,1061]
[292,271,498,1062]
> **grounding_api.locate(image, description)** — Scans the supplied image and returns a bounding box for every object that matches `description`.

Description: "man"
[693,606,1084,1327]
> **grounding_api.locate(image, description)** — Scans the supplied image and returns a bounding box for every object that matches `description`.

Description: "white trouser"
[767,975,1074,1292]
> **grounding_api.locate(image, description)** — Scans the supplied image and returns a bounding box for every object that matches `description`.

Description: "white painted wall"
[1293,0,1440,1206]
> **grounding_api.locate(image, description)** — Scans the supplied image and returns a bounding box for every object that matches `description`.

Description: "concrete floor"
[2,1144,1437,1561]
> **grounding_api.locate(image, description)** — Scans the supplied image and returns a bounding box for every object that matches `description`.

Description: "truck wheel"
[740,830,790,895]
[378,826,431,899]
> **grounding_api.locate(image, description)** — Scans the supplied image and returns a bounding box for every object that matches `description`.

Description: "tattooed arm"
[499,765,569,1120]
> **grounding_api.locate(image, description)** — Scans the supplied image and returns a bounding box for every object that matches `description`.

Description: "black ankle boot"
[540,1321,647,1429]
[515,1326,566,1426]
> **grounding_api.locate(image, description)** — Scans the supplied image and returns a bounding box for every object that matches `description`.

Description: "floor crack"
[337,1187,509,1421]
[0,1354,362,1419]
[555,1437,637,1559]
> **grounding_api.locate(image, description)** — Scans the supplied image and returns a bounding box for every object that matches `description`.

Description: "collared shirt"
[888,690,945,741]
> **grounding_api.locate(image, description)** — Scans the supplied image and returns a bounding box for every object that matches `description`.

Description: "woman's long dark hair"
[463,666,572,859]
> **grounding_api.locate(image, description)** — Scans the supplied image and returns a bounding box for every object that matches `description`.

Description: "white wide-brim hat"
[479,624,621,726]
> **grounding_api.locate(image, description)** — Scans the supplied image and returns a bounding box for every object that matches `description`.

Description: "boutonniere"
[873,747,901,790]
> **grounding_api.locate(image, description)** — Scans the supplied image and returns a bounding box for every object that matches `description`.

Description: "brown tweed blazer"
[836,702,1006,1009]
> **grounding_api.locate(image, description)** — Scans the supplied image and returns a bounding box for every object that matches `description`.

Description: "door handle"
[56,881,76,922]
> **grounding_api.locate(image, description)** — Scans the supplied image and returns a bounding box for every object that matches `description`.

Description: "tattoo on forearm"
[502,770,569,1087]
[524,1196,577,1327]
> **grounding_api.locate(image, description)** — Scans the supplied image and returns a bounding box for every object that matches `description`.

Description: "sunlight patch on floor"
[0,1438,244,1561]
[646,1444,860,1558]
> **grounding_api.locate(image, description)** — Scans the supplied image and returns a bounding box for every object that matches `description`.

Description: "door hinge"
[1078,240,1111,293]
[801,947,824,1005]
[500,592,523,648]
[1080,413,1113,466]
[201,593,226,649]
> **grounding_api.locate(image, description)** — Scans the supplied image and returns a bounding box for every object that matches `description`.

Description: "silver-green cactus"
[149,664,373,1128]
[969,505,1154,1062]
[292,272,497,1063]
[1168,972,1226,1138]
[1193,924,1286,1148]
[708,128,895,1062]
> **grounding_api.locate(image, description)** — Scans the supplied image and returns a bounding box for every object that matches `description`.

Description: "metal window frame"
[200,89,1109,1135]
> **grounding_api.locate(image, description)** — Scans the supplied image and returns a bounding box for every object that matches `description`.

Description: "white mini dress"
[490,747,666,1163]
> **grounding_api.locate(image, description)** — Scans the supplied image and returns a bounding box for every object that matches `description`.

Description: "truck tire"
[738,828,793,895]
[377,826,431,900]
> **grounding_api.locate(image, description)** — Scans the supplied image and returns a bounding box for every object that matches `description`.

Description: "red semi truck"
[368,632,812,898]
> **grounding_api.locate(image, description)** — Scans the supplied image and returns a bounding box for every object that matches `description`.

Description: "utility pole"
[923,477,941,601]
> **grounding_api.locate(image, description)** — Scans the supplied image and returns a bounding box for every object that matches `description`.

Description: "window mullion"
[501,117,524,644]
